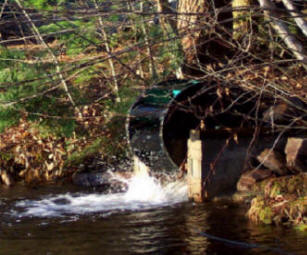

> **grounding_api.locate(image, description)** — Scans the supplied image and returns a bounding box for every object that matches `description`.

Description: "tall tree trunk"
[232,0,251,40]
[177,0,207,70]
[177,0,233,74]
[157,0,177,35]
[157,0,184,78]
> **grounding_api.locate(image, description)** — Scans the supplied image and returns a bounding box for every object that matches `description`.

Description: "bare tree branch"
[0,0,8,20]
[156,0,178,34]
[14,0,80,113]
[140,1,158,79]
[93,0,121,102]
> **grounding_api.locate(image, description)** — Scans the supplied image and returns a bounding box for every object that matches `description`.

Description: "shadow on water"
[0,185,306,255]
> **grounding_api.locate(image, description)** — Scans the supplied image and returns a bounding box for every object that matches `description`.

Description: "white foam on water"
[14,171,188,218]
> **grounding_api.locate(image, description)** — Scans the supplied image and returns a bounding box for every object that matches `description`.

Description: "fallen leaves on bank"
[0,104,127,186]
[0,119,67,185]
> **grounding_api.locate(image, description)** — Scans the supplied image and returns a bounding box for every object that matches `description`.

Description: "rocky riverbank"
[234,173,307,231]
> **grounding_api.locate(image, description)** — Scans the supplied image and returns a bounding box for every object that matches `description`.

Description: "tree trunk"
[177,0,233,74]
[156,0,184,78]
[232,0,251,40]
[177,0,207,71]
[157,0,177,34]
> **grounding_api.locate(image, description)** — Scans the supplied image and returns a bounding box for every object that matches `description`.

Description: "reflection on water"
[183,208,210,255]
[1,200,306,255]
[0,175,306,254]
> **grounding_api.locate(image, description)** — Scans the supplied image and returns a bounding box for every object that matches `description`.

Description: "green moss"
[65,138,103,167]
[295,224,307,232]
[64,114,128,168]
[0,152,14,162]
[269,182,282,198]
[0,109,20,133]
[105,86,138,115]
[247,174,307,228]
[288,175,304,195]
[259,207,273,225]
[99,116,128,161]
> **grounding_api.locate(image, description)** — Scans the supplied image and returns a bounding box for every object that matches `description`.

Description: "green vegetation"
[247,174,307,229]
[0,0,178,184]
[0,0,306,193]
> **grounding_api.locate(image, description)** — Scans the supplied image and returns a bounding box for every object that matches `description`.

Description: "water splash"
[14,170,188,218]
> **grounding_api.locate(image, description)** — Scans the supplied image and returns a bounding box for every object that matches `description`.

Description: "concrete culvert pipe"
[126,79,307,197]
[126,79,256,174]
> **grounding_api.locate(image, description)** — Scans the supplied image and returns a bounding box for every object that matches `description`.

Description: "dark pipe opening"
[162,83,257,168]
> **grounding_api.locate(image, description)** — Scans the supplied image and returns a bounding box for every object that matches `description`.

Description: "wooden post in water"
[187,129,203,202]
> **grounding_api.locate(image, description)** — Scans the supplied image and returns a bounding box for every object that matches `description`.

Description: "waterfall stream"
[13,169,188,218]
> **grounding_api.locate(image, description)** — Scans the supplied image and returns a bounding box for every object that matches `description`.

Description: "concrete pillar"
[187,130,203,202]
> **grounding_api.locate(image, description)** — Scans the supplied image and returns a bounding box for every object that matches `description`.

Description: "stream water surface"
[0,172,306,255]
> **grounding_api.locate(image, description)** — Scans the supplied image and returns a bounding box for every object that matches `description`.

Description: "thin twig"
[14,0,80,114]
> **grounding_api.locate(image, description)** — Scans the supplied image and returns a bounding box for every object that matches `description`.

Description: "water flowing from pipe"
[13,168,188,218]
